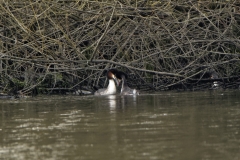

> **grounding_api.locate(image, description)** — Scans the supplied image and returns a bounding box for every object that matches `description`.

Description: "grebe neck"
[106,79,117,94]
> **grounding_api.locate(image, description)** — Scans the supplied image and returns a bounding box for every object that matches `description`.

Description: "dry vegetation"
[0,0,240,95]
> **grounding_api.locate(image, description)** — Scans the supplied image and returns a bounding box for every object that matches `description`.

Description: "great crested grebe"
[210,70,221,89]
[94,69,120,95]
[116,71,139,95]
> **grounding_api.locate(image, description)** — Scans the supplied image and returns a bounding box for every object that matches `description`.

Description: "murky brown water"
[0,91,240,160]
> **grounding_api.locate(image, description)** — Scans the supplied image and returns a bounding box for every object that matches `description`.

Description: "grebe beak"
[113,75,120,86]
[117,78,122,85]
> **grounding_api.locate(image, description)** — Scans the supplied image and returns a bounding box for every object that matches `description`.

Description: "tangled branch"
[0,0,240,95]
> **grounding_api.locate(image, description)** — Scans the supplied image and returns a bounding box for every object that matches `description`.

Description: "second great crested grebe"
[94,69,120,95]
[116,71,139,95]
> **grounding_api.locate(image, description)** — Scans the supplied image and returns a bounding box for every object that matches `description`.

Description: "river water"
[0,91,240,160]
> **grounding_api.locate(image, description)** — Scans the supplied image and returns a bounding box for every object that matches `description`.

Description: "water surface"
[0,91,240,160]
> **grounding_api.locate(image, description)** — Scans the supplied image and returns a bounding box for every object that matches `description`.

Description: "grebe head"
[107,69,120,86]
[209,70,219,79]
[210,72,219,79]
[116,71,128,84]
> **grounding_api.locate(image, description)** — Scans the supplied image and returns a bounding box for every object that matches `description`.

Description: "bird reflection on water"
[107,95,117,109]
[105,95,138,114]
